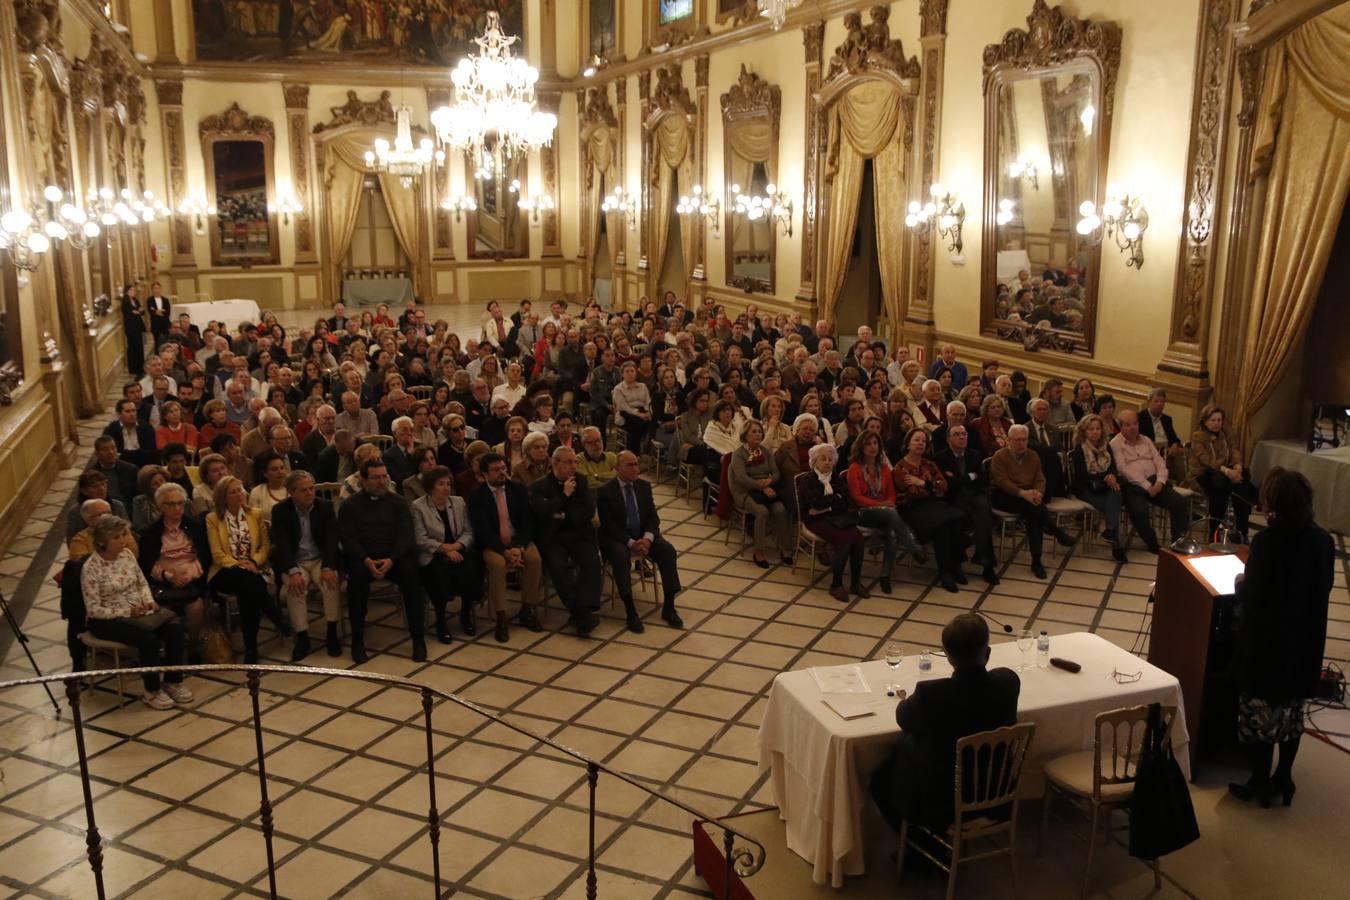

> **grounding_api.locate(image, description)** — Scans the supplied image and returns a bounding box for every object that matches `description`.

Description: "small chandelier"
[365,104,441,187]
[0,185,106,271]
[676,185,720,236]
[757,0,804,30]
[429,12,557,170]
[1078,189,1149,268]
[731,182,793,237]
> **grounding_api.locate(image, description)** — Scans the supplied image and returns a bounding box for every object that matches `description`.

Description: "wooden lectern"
[1149,546,1249,773]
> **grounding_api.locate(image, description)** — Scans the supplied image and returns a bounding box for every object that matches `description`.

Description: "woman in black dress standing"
[1229,468,1333,807]
[121,283,146,376]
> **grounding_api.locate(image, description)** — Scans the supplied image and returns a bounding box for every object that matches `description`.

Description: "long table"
[1251,438,1350,535]
[756,632,1189,887]
[341,277,413,308]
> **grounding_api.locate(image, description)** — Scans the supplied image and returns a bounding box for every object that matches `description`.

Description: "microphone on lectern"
[973,607,1015,634]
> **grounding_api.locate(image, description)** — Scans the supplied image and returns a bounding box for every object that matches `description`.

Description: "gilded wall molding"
[1158,0,1243,383]
[920,0,950,36]
[907,0,950,338]
[154,78,193,264]
[313,90,396,133]
[199,101,274,140]
[797,22,826,303]
[540,91,561,255]
[825,6,922,83]
[982,0,1121,114]
[283,84,315,261]
[425,86,452,257]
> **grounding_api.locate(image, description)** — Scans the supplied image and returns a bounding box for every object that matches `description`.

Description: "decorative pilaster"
[637,69,652,291]
[425,86,453,258]
[692,54,709,292]
[797,22,825,305]
[281,83,316,263]
[154,78,194,268]
[613,77,630,307]
[904,0,948,351]
[1156,0,1243,400]
[540,91,561,257]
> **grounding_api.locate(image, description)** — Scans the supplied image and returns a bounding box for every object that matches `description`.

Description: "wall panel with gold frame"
[200,102,279,267]
[721,66,780,294]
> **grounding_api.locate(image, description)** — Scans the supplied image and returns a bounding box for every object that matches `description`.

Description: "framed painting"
[658,0,694,27]
[191,0,526,66]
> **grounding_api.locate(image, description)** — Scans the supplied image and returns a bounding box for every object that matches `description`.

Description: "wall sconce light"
[441,194,478,222]
[1077,188,1149,268]
[601,185,637,230]
[519,193,555,226]
[275,195,302,226]
[582,55,608,78]
[676,185,720,236]
[178,194,215,236]
[730,183,793,238]
[1008,154,1040,190]
[904,183,966,254]
[0,184,108,270]
[995,198,1016,226]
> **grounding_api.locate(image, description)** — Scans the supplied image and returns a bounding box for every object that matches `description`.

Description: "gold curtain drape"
[322,152,366,305]
[376,172,423,294]
[818,81,906,327]
[1234,6,1350,445]
[650,114,693,293]
[583,123,617,265]
[872,136,908,330]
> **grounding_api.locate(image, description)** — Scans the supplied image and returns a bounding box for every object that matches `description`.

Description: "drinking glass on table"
[1017,629,1034,671]
[884,642,903,673]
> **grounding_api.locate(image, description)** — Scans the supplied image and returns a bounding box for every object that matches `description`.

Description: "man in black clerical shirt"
[870,614,1019,833]
[528,446,603,636]
[596,451,684,633]
[337,459,427,664]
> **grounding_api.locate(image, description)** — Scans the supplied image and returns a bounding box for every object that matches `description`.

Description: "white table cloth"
[756,632,1190,887]
[175,299,261,333]
[1251,439,1350,535]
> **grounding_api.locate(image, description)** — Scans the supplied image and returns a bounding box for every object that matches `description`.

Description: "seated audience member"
[870,613,1019,832]
[90,436,140,505]
[775,414,819,485]
[935,424,1000,585]
[729,420,794,569]
[894,428,968,593]
[597,451,684,632]
[1138,388,1186,482]
[66,470,129,541]
[1041,378,1075,428]
[316,429,357,485]
[69,499,139,559]
[402,446,438,501]
[340,443,384,503]
[241,407,283,461]
[138,483,209,655]
[467,452,544,643]
[207,475,287,663]
[1070,378,1097,421]
[301,404,338,469]
[1110,410,1192,552]
[990,425,1076,579]
[530,447,604,637]
[513,431,551,486]
[82,515,193,710]
[161,443,196,494]
[970,394,1013,457]
[1024,398,1067,500]
[270,470,342,661]
[846,431,920,595]
[577,426,618,485]
[926,344,968,389]
[199,399,241,448]
[382,416,422,486]
[1228,468,1332,806]
[413,466,481,640]
[931,401,982,457]
[248,451,290,523]
[759,395,792,453]
[105,399,159,466]
[912,380,947,432]
[1095,394,1122,437]
[155,401,198,453]
[131,465,169,532]
[612,360,653,453]
[797,443,867,603]
[192,453,228,516]
[1188,404,1259,539]
[437,414,472,472]
[335,390,379,436]
[455,440,491,499]
[337,460,428,663]
[1070,414,1130,563]
[549,410,579,454]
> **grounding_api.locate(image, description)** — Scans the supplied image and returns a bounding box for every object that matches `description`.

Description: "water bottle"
[1036,631,1050,668]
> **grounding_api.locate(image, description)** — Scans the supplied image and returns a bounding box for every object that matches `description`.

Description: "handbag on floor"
[1128,702,1199,860]
[201,606,235,665]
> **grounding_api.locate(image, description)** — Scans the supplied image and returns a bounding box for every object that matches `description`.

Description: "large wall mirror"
[980,1,1120,354]
[721,66,780,294]
[467,136,528,259]
[201,103,279,266]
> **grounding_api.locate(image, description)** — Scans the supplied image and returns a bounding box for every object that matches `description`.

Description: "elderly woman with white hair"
[775,413,823,485]
[81,515,193,710]
[795,443,868,603]
[512,431,552,486]
[139,482,212,655]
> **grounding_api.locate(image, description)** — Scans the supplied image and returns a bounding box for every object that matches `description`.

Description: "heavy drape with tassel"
[649,113,696,293]
[1234,5,1350,445]
[818,81,909,329]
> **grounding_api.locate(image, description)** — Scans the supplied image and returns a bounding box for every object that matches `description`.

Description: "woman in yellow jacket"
[206,475,284,662]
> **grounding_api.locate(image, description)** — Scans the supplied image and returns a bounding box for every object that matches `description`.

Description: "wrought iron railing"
[0,664,767,899]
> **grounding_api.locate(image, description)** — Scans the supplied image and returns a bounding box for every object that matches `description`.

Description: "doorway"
[593,209,613,308]
[658,176,686,300]
[834,159,883,354]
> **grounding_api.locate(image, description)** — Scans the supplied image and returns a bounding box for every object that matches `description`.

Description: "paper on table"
[1188,554,1246,595]
[811,665,872,694]
[821,696,877,721]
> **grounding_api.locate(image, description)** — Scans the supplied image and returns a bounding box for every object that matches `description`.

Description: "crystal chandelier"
[757,0,804,30]
[365,104,442,187]
[429,12,557,168]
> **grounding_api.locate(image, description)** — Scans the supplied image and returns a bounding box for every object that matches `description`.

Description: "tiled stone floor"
[0,307,1346,898]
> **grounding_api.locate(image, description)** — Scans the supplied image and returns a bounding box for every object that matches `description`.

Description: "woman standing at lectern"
[1229,468,1333,807]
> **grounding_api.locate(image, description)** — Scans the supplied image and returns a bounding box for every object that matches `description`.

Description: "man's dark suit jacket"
[270,497,340,574]
[90,459,141,503]
[467,481,535,554]
[1137,410,1182,448]
[871,665,1020,831]
[147,294,171,334]
[314,444,350,484]
[102,421,160,467]
[934,447,989,499]
[382,444,420,487]
[931,424,984,459]
[596,476,662,545]
[301,429,334,471]
[529,473,596,544]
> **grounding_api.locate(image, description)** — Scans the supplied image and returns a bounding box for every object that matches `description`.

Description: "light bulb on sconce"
[1008,154,1041,190]
[178,194,216,236]
[441,194,478,222]
[1077,189,1149,268]
[601,185,637,230]
[275,196,302,226]
[904,182,966,255]
[730,182,793,237]
[519,193,555,227]
[676,184,721,236]
[995,198,1017,226]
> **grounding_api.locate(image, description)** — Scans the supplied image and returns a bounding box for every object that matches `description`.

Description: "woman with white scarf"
[795,443,867,603]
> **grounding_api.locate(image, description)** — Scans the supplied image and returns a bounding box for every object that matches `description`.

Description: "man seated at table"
[870,613,1020,835]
